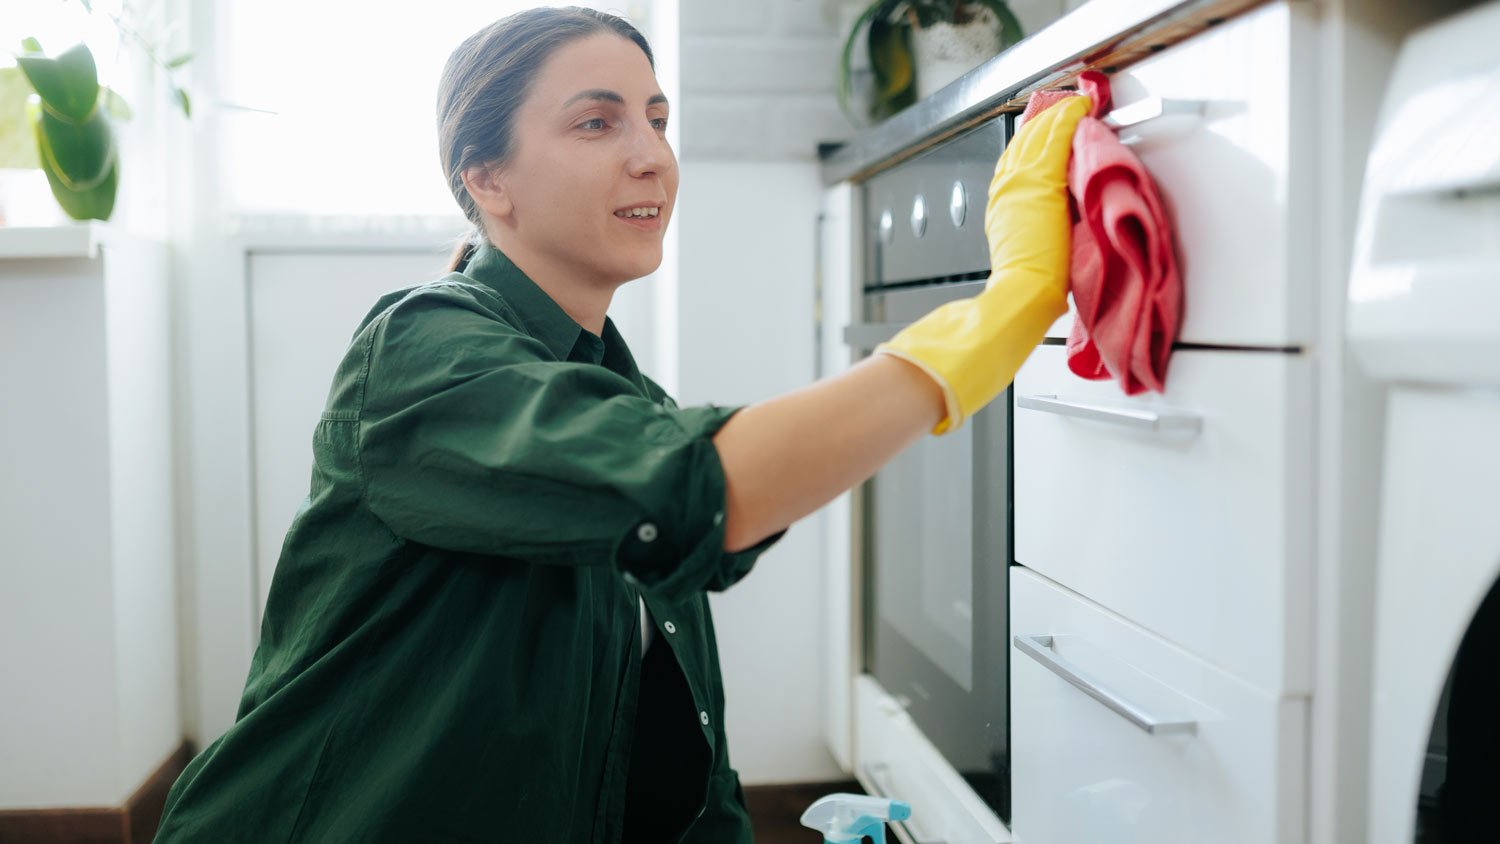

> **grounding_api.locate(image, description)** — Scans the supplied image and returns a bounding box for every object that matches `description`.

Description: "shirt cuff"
[615,405,781,601]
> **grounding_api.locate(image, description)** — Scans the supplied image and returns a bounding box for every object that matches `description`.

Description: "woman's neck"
[496,241,614,337]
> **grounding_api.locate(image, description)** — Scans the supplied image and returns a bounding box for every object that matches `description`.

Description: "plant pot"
[911,5,1004,100]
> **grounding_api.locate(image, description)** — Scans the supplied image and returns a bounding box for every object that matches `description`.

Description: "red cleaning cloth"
[1019,71,1182,395]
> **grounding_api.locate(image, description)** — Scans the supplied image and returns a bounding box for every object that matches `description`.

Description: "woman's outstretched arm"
[712,95,1093,553]
[713,353,944,552]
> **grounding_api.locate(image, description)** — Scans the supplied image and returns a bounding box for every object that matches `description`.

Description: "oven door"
[848,278,1011,824]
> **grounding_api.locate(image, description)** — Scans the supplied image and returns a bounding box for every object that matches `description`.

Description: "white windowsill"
[0,221,134,260]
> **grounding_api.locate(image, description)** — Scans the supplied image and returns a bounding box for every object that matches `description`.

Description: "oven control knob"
[950,180,967,227]
[910,193,928,238]
[878,208,894,244]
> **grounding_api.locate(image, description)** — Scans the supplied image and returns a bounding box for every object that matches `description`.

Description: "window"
[219,1,657,217]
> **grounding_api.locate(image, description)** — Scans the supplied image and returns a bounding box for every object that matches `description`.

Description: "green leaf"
[174,86,191,117]
[838,2,887,124]
[78,0,94,11]
[20,37,44,55]
[33,109,118,221]
[103,87,132,120]
[31,98,116,189]
[0,68,42,168]
[166,52,194,69]
[17,43,100,123]
[868,10,915,115]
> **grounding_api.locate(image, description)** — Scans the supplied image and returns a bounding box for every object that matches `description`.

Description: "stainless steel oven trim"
[851,276,1013,823]
[820,0,1274,186]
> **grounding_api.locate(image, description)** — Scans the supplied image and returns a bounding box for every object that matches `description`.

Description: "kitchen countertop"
[819,0,1271,186]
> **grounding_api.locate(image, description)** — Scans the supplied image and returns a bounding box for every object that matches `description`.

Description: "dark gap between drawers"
[1038,336,1303,354]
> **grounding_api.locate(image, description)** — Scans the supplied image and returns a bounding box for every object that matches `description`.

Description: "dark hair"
[437,7,656,273]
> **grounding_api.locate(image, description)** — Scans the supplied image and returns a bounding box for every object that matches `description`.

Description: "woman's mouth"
[614,205,663,231]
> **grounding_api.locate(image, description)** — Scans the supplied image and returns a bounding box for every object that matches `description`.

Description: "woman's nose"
[626,121,673,177]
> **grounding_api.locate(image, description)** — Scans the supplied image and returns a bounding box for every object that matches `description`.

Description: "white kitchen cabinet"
[1013,344,1314,696]
[1043,0,1317,348]
[1009,566,1306,844]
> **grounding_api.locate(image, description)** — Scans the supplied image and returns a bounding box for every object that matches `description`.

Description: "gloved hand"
[875,95,1091,435]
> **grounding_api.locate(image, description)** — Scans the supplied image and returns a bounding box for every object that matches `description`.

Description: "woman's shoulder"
[340,274,543,391]
[360,272,526,338]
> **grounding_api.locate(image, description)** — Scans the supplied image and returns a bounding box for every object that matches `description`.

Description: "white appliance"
[1348,2,1500,841]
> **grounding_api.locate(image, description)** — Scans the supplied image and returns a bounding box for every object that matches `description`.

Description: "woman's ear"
[462,163,514,220]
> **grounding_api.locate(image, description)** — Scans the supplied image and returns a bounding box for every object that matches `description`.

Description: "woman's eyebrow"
[561,89,670,109]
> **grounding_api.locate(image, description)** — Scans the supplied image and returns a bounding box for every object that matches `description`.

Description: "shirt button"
[637,522,658,543]
[664,621,676,634]
[713,511,724,526]
[699,711,710,726]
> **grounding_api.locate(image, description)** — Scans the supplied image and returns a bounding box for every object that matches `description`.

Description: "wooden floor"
[744,780,866,843]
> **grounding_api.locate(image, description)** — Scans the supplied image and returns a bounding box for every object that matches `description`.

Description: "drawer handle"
[859,763,946,844]
[1016,393,1201,433]
[1014,634,1197,736]
[1102,97,1206,131]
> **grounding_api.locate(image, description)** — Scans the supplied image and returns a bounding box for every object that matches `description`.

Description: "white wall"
[0,234,179,809]
[0,259,119,808]
[676,163,843,784]
[675,0,853,786]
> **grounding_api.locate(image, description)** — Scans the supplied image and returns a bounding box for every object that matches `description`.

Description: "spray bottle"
[799,793,912,843]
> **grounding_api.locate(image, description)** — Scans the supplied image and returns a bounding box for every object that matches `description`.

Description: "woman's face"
[485,32,677,287]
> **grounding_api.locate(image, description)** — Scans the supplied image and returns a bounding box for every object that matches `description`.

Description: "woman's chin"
[616,250,663,281]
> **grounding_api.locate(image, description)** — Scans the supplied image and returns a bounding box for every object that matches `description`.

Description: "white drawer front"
[1012,345,1313,695]
[854,675,1009,843]
[1010,567,1306,844]
[1045,1,1314,347]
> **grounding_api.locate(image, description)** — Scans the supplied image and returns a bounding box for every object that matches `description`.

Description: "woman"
[154,7,1086,843]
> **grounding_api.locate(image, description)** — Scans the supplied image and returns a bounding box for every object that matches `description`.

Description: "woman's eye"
[579,118,607,131]
[651,118,668,131]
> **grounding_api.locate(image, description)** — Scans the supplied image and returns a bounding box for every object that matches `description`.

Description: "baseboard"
[0,741,194,844]
[742,779,865,843]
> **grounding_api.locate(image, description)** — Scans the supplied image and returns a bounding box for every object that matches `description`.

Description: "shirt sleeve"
[355,286,773,602]
[634,374,787,593]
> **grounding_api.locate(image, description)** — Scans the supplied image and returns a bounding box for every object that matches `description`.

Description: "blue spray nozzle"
[800,793,913,844]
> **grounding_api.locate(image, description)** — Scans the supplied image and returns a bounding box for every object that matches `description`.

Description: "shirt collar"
[461,241,636,376]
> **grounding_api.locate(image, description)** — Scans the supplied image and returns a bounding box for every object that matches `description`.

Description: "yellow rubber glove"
[875,95,1092,435]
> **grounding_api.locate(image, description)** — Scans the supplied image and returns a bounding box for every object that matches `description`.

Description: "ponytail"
[446,224,490,273]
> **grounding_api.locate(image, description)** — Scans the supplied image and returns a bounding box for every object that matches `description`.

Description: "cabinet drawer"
[1045,1,1314,347]
[1012,345,1312,695]
[854,675,1008,843]
[1010,567,1305,844]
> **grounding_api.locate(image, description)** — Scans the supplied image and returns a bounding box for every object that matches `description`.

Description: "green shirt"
[155,242,785,844]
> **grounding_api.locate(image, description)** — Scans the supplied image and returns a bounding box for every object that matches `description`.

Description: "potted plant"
[0,0,192,223]
[4,42,125,221]
[839,0,1023,125]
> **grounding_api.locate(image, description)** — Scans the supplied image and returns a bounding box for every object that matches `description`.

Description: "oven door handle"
[1013,634,1198,736]
[1016,393,1202,433]
[843,321,910,350]
[858,762,948,844]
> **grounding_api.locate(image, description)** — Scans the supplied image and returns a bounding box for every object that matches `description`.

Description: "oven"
[844,116,1014,832]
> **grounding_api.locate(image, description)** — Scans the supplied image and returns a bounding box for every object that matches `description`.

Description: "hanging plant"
[838,0,1023,125]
